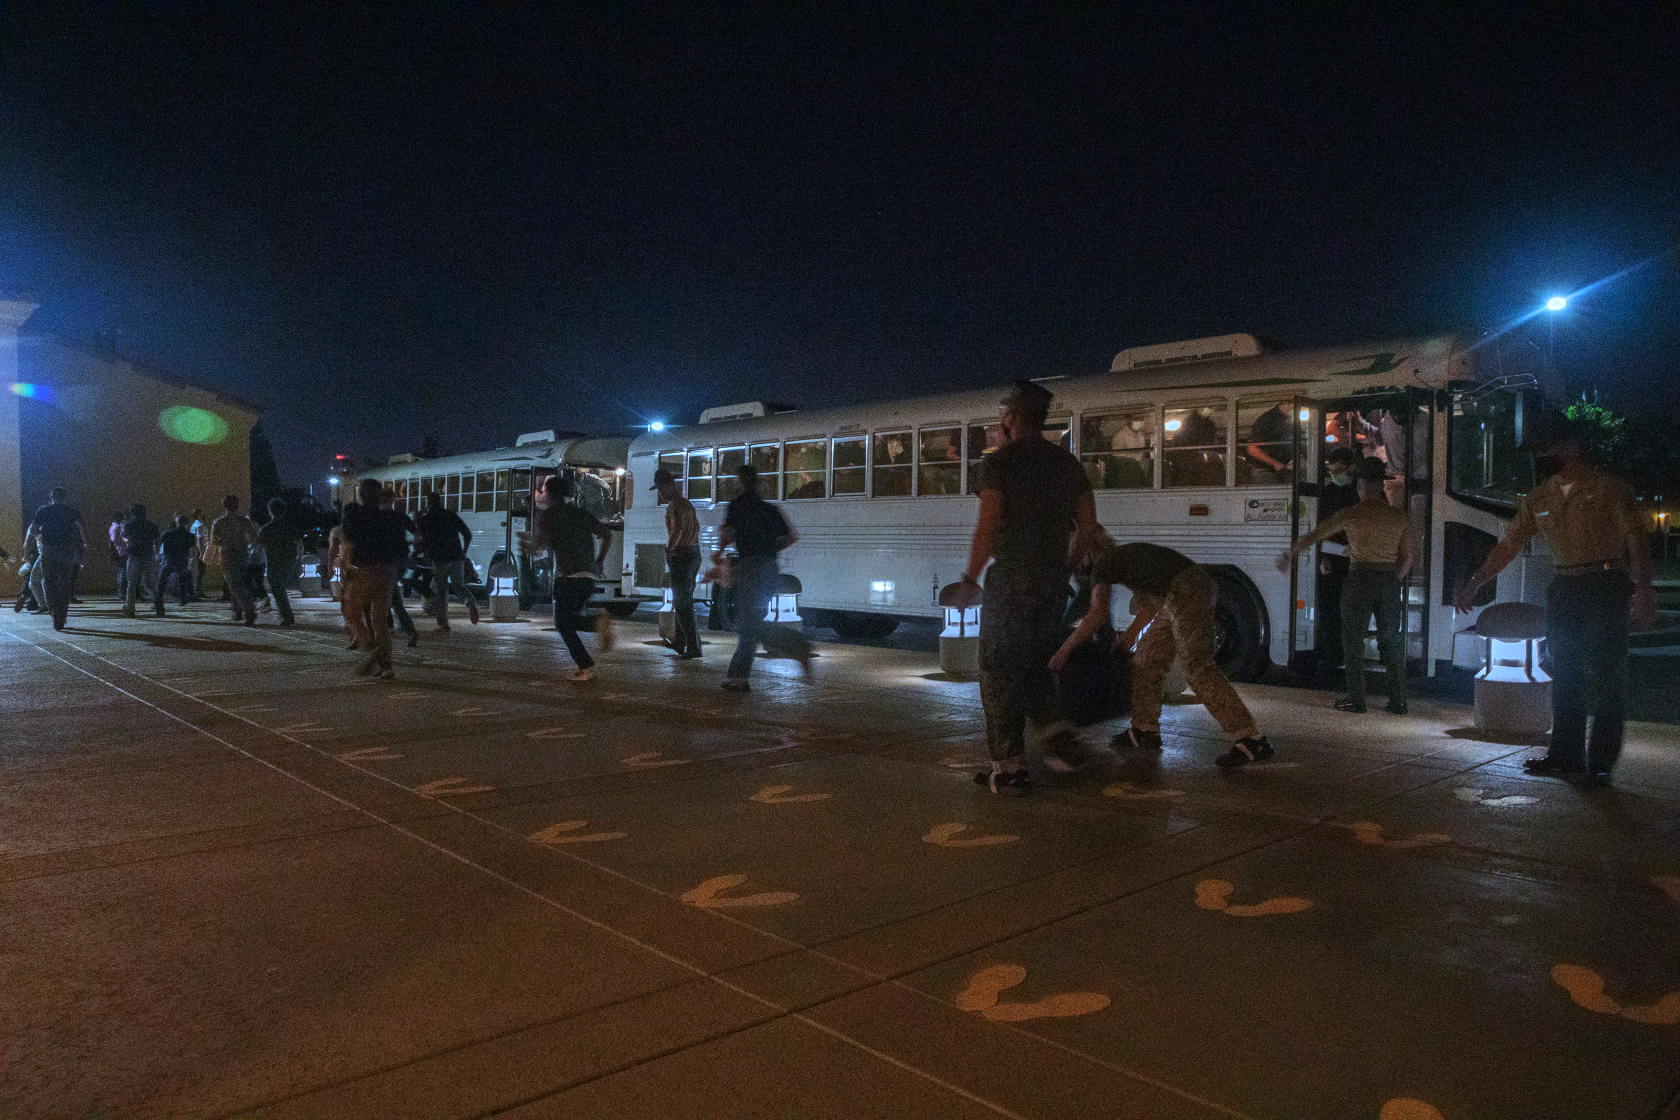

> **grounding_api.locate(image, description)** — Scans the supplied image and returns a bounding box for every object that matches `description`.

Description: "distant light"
[158,405,229,445]
[1164,419,1183,432]
[9,382,37,397]
[649,420,667,433]
[1545,296,1568,312]
[335,454,347,460]
[1298,408,1311,422]
[328,476,340,485]
[614,467,626,476]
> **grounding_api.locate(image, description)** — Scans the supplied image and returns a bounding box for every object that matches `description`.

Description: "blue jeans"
[551,576,595,670]
[667,547,701,655]
[430,558,473,626]
[124,555,158,613]
[727,556,809,680]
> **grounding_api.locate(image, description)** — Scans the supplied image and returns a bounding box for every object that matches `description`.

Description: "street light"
[1545,295,1568,312]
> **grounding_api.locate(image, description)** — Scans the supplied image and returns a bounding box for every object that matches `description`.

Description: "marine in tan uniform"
[1455,418,1656,785]
[1281,456,1418,713]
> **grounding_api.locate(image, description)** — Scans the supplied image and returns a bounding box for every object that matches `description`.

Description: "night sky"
[3,5,1677,485]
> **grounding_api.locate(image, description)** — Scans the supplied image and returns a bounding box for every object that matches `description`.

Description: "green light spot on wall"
[158,405,230,445]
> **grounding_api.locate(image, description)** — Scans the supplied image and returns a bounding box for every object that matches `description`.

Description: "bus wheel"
[604,600,639,619]
[830,612,900,641]
[1209,570,1268,682]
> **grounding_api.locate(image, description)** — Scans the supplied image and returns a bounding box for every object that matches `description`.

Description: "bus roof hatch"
[699,401,797,424]
[1111,333,1265,373]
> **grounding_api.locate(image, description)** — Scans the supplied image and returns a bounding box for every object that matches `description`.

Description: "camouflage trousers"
[1131,565,1258,742]
[978,574,1069,761]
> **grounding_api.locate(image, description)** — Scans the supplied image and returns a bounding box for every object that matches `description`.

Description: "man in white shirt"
[653,468,702,659]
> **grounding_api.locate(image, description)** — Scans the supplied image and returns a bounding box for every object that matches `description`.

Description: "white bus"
[356,431,641,612]
[624,332,1546,679]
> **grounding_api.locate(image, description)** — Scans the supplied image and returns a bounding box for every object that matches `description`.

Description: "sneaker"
[1216,736,1275,769]
[278,619,295,628]
[437,623,450,632]
[407,630,419,648]
[1384,699,1408,715]
[796,647,814,681]
[569,667,596,682]
[354,657,378,676]
[376,666,397,680]
[1333,697,1367,713]
[974,767,1031,795]
[154,609,166,618]
[1568,771,1611,788]
[468,600,480,625]
[721,678,751,692]
[1111,726,1163,751]
[1522,755,1583,776]
[678,650,703,660]
[120,606,136,618]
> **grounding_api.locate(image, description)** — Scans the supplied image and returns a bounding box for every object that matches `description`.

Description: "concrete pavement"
[4,594,1678,1119]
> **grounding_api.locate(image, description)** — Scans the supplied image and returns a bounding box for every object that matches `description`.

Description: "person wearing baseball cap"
[653,468,702,658]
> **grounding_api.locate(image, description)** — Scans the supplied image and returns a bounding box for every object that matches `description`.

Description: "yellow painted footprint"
[1453,787,1538,806]
[953,964,1109,1022]
[680,874,799,909]
[625,752,690,769]
[924,823,1020,847]
[1103,782,1186,801]
[1551,964,1680,1024]
[1651,875,1680,903]
[529,820,626,844]
[750,784,832,804]
[1348,822,1451,850]
[1379,1100,1445,1120]
[337,747,401,762]
[1195,879,1314,916]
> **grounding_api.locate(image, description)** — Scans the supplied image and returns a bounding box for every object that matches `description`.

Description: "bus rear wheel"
[830,612,900,641]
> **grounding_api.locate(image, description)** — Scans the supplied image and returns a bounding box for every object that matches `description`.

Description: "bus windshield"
[1447,384,1536,512]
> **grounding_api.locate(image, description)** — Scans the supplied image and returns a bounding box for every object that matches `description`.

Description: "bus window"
[1044,416,1071,451]
[657,450,684,483]
[785,439,827,499]
[431,476,446,504]
[493,470,509,513]
[872,431,912,497]
[687,449,714,503]
[832,436,865,496]
[510,469,532,516]
[717,446,747,502]
[1162,402,1227,488]
[1449,386,1535,512]
[475,471,494,512]
[967,422,1003,494]
[446,473,462,511]
[917,427,962,495]
[407,477,420,513]
[750,443,781,499]
[1080,409,1154,490]
[1237,398,1295,486]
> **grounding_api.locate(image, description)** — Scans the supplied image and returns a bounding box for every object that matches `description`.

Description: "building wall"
[0,301,35,573]
[12,334,259,593]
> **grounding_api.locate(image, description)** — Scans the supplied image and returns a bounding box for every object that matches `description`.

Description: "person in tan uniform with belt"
[1280,456,1418,713]
[1454,416,1655,786]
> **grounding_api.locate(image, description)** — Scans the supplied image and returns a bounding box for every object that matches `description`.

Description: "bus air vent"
[1110,333,1265,373]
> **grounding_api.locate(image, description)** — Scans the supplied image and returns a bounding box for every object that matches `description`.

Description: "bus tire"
[830,612,900,641]
[1206,566,1269,683]
[604,600,639,619]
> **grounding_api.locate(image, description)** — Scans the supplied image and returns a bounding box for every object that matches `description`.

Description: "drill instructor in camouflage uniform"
[951,380,1099,794]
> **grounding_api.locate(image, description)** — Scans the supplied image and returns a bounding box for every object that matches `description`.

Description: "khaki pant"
[343,564,399,669]
[1131,565,1258,741]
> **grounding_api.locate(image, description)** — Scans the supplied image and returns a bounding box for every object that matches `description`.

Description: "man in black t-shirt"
[341,479,412,677]
[119,504,160,618]
[416,493,478,630]
[951,381,1099,792]
[523,473,613,680]
[258,498,301,627]
[717,464,811,690]
[156,515,197,611]
[31,487,86,630]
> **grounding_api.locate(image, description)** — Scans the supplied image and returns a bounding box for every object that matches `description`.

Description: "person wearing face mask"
[1311,447,1362,675]
[1454,415,1655,787]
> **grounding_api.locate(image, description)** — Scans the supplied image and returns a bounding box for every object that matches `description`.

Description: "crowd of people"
[13,383,1657,792]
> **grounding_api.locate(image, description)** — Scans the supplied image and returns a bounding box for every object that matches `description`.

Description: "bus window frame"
[831,435,866,497]
[1161,399,1230,488]
[1078,406,1157,491]
[716,445,747,504]
[686,448,715,504]
[915,424,963,497]
[784,436,828,500]
[871,429,914,498]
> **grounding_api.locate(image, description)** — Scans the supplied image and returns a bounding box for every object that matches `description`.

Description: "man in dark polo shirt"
[156,514,197,612]
[717,464,810,690]
[951,380,1099,793]
[119,503,160,619]
[31,487,87,630]
[1054,536,1275,769]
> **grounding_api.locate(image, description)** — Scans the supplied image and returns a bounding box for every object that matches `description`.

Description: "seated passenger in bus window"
[873,432,913,496]
[1245,402,1294,484]
[1163,408,1224,487]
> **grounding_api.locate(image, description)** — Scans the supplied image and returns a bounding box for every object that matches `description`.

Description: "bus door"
[1285,396,1327,668]
[1308,391,1435,674]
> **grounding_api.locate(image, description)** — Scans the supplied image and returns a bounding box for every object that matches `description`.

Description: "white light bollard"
[328,559,345,602]
[766,574,802,624]
[297,553,323,598]
[1470,601,1551,738]
[488,559,521,622]
[937,582,981,678]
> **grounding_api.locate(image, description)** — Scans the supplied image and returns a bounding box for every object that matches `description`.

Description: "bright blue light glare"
[1545,296,1568,312]
[10,382,37,397]
[649,420,667,432]
[328,476,340,485]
